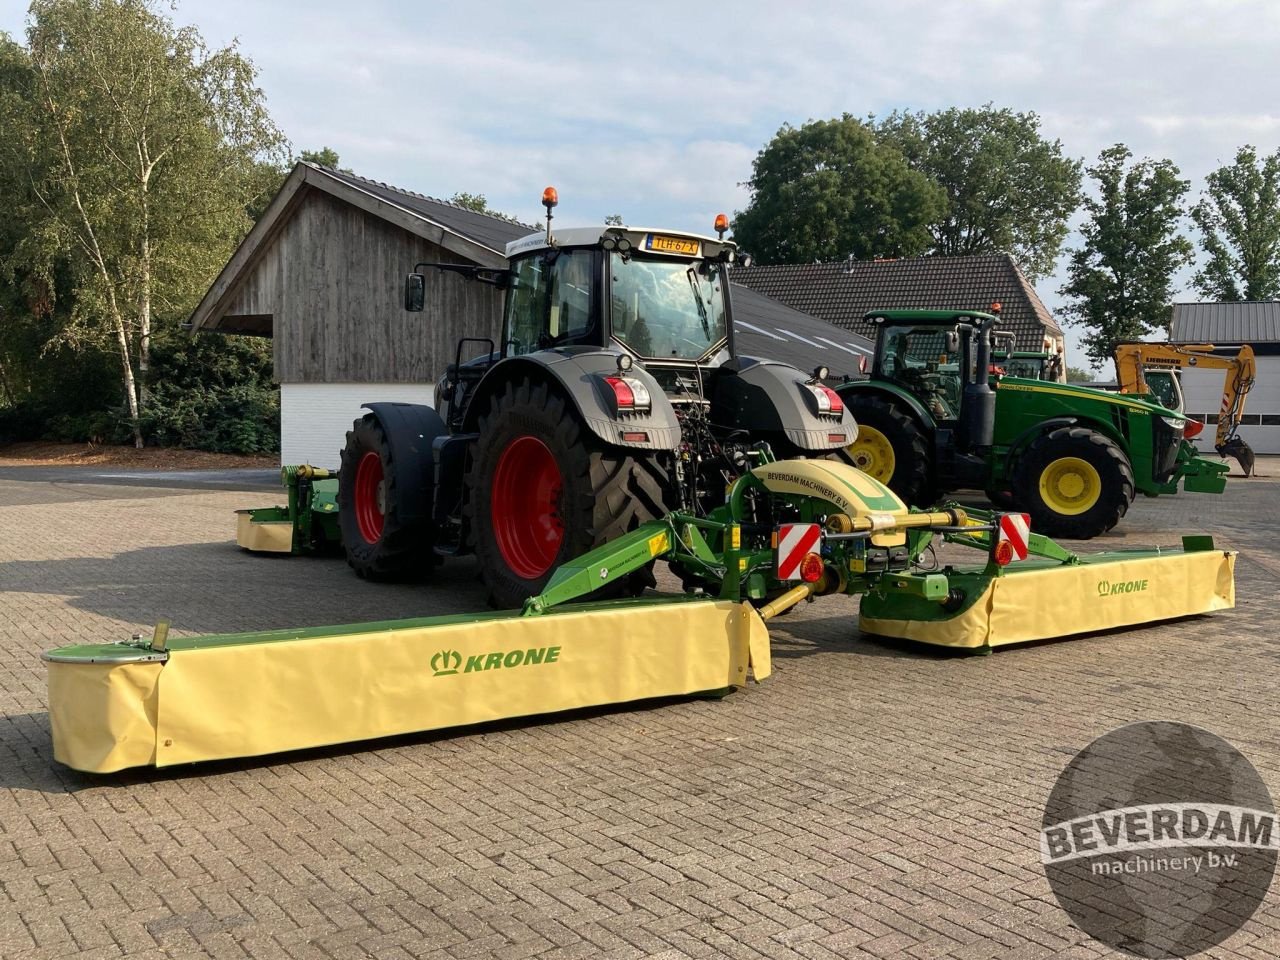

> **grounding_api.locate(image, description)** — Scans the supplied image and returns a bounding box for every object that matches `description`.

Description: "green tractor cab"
[836,309,1229,539]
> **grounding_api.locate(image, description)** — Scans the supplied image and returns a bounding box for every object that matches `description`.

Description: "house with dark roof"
[1170,301,1280,455]
[732,253,1065,366]
[188,161,868,465]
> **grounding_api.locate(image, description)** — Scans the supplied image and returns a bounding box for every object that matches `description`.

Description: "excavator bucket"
[1218,436,1256,477]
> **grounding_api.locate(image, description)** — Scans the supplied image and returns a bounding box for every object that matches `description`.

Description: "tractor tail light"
[799,553,824,583]
[1184,419,1205,439]
[604,376,651,413]
[992,539,1014,567]
[807,384,844,416]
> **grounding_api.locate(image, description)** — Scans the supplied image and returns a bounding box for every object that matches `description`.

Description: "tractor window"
[1005,356,1046,379]
[1144,370,1185,412]
[503,251,597,356]
[879,325,962,420]
[609,254,727,360]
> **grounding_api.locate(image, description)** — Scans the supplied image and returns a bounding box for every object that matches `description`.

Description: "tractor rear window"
[879,325,963,419]
[609,254,727,361]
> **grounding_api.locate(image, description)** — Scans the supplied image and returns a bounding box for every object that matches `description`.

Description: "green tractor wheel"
[1012,426,1135,539]
[835,395,933,507]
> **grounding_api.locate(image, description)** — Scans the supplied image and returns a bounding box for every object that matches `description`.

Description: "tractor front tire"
[338,414,433,580]
[467,377,670,609]
[835,395,933,507]
[1012,426,1135,540]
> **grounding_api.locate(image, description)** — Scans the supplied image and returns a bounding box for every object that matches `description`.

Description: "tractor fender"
[461,352,681,450]
[712,356,856,451]
[360,401,448,525]
[835,381,936,432]
[996,415,1128,482]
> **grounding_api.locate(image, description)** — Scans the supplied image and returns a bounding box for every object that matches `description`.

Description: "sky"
[4,0,1279,369]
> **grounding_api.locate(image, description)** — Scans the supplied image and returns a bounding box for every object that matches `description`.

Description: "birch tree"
[4,0,286,445]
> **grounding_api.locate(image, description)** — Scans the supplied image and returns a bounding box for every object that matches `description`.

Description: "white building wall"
[280,382,435,469]
[1179,357,1280,455]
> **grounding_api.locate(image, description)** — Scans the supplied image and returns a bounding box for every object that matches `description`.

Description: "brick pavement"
[1,465,1278,959]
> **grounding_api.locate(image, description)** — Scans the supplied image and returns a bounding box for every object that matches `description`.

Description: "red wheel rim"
[490,436,563,579]
[354,451,385,543]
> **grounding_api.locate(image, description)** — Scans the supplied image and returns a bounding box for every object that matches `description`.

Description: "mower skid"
[860,547,1236,649]
[43,597,770,773]
[235,508,294,553]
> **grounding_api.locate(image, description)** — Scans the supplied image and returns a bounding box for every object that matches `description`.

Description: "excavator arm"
[1114,342,1257,476]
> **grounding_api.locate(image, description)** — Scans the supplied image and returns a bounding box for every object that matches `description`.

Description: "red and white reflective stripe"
[998,513,1031,562]
[776,523,822,580]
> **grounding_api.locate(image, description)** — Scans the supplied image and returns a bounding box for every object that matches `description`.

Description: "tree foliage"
[450,191,491,213]
[299,146,350,172]
[732,115,945,264]
[874,105,1082,281]
[1065,365,1096,383]
[1,0,286,446]
[1191,145,1280,302]
[1058,145,1194,371]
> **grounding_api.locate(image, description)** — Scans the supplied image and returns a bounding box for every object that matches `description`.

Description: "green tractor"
[835,309,1229,539]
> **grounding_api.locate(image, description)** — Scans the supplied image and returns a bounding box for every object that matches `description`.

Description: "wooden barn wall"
[224,190,504,383]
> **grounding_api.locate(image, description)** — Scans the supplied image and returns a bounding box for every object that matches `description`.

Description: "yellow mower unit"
[45,458,1236,773]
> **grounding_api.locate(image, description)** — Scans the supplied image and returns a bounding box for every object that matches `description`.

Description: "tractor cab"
[500,223,739,385]
[408,191,748,431]
[866,309,1001,477]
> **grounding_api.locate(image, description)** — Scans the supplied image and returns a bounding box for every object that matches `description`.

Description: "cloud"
[6,0,1278,367]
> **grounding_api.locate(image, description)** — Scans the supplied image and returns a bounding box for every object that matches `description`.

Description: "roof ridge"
[303,161,537,230]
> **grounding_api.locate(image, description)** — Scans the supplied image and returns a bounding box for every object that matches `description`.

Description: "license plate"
[644,234,700,256]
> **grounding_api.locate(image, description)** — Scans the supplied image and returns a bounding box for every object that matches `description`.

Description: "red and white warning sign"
[998,513,1031,562]
[775,523,822,580]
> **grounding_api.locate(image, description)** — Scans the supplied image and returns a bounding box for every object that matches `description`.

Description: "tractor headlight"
[1160,416,1186,433]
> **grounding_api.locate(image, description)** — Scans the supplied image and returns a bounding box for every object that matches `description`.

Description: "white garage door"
[1179,356,1280,455]
[280,383,436,469]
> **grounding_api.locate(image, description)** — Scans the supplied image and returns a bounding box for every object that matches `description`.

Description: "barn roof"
[1170,301,1280,343]
[320,167,536,254]
[731,253,1061,352]
[730,284,872,378]
[188,162,529,333]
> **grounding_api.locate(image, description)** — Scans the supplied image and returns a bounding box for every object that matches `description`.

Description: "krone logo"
[431,649,461,676]
[1098,578,1149,597]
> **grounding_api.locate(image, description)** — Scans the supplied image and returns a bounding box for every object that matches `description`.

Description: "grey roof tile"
[1170,301,1280,343]
[731,253,1061,351]
[314,165,536,254]
[729,284,873,378]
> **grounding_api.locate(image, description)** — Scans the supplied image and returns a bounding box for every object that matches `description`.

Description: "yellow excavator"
[1115,342,1257,476]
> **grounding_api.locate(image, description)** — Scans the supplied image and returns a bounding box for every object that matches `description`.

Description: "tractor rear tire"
[467,377,671,609]
[1012,426,1135,540]
[835,395,933,507]
[338,414,433,580]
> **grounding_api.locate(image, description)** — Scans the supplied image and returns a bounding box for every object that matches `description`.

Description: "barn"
[187,162,873,466]
[1171,301,1280,455]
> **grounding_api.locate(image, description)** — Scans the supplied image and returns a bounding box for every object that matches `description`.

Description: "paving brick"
[1,467,1278,959]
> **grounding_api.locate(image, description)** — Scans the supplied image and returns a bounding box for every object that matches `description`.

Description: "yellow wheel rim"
[846,425,895,482]
[1038,457,1101,515]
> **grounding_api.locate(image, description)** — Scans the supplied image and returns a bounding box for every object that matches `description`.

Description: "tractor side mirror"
[945,330,960,354]
[404,273,425,312]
